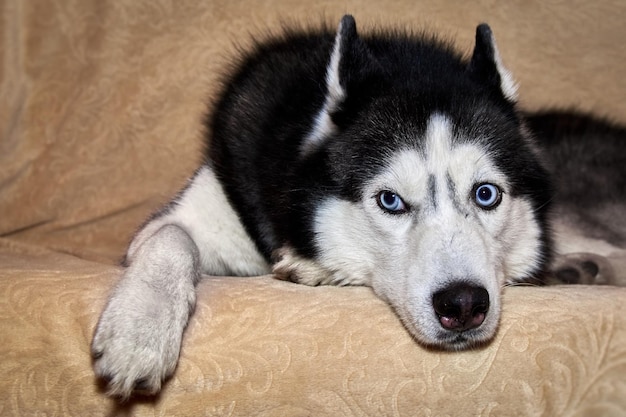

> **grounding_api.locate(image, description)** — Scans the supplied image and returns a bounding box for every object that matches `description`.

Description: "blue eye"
[377,191,408,214]
[474,183,501,209]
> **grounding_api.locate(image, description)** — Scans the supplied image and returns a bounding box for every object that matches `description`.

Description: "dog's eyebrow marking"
[446,172,471,217]
[428,174,437,209]
[446,172,456,199]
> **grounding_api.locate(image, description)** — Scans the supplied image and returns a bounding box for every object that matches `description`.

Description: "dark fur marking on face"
[446,172,472,218]
[428,174,437,210]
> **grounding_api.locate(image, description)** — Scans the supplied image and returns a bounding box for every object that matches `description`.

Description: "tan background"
[1,0,625,262]
[1,1,625,416]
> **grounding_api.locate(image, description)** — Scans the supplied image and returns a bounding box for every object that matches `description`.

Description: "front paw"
[91,283,184,399]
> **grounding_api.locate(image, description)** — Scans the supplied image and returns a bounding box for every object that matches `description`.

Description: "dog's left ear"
[323,14,357,113]
[468,24,518,102]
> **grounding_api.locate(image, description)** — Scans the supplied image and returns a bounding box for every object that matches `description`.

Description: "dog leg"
[91,224,199,398]
[91,166,269,398]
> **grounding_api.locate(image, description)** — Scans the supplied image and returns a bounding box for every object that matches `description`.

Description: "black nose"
[432,283,489,331]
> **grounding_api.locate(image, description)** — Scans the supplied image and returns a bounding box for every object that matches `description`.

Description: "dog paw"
[549,252,615,285]
[272,245,367,286]
[91,281,186,399]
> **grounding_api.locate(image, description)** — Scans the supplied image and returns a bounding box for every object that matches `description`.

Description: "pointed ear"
[468,24,518,101]
[302,15,370,155]
[324,14,358,112]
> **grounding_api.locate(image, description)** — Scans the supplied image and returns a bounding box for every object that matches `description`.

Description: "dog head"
[275,16,552,349]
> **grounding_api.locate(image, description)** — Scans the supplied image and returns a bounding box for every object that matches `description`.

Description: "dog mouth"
[400,311,496,351]
[431,327,494,350]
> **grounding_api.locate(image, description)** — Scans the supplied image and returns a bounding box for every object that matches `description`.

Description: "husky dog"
[91,15,625,398]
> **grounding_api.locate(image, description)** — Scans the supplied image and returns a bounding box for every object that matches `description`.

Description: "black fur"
[528,110,626,246]
[206,16,553,276]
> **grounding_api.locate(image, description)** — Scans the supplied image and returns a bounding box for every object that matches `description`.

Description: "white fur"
[489,36,518,101]
[92,224,200,398]
[128,166,269,276]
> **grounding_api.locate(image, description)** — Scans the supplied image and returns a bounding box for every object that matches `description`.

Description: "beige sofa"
[1,1,625,416]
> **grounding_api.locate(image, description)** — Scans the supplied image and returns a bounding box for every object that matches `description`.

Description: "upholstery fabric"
[1,245,626,416]
[1,0,625,415]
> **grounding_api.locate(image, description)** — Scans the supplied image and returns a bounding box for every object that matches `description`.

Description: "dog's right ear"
[302,15,380,155]
[468,24,518,102]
